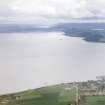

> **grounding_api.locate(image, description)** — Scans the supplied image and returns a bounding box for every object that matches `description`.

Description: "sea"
[0,32,105,94]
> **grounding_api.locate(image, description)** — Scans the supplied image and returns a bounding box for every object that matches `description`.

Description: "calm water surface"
[0,32,105,94]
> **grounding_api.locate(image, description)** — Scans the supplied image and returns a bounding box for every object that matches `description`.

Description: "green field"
[80,96,105,105]
[0,84,76,105]
[1,84,105,105]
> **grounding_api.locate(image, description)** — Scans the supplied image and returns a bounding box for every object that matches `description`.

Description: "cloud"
[1,0,105,24]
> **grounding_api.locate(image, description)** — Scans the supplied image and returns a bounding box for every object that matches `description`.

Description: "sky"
[1,0,105,25]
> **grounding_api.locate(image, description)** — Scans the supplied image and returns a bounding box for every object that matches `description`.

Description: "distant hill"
[1,23,105,43]
[53,23,105,43]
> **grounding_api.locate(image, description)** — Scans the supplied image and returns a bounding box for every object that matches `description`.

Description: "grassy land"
[1,84,105,105]
[0,84,76,105]
[80,96,105,105]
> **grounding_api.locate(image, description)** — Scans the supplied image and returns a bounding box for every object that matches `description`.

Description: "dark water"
[0,32,105,94]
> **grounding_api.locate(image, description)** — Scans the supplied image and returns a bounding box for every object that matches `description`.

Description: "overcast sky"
[1,0,105,25]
